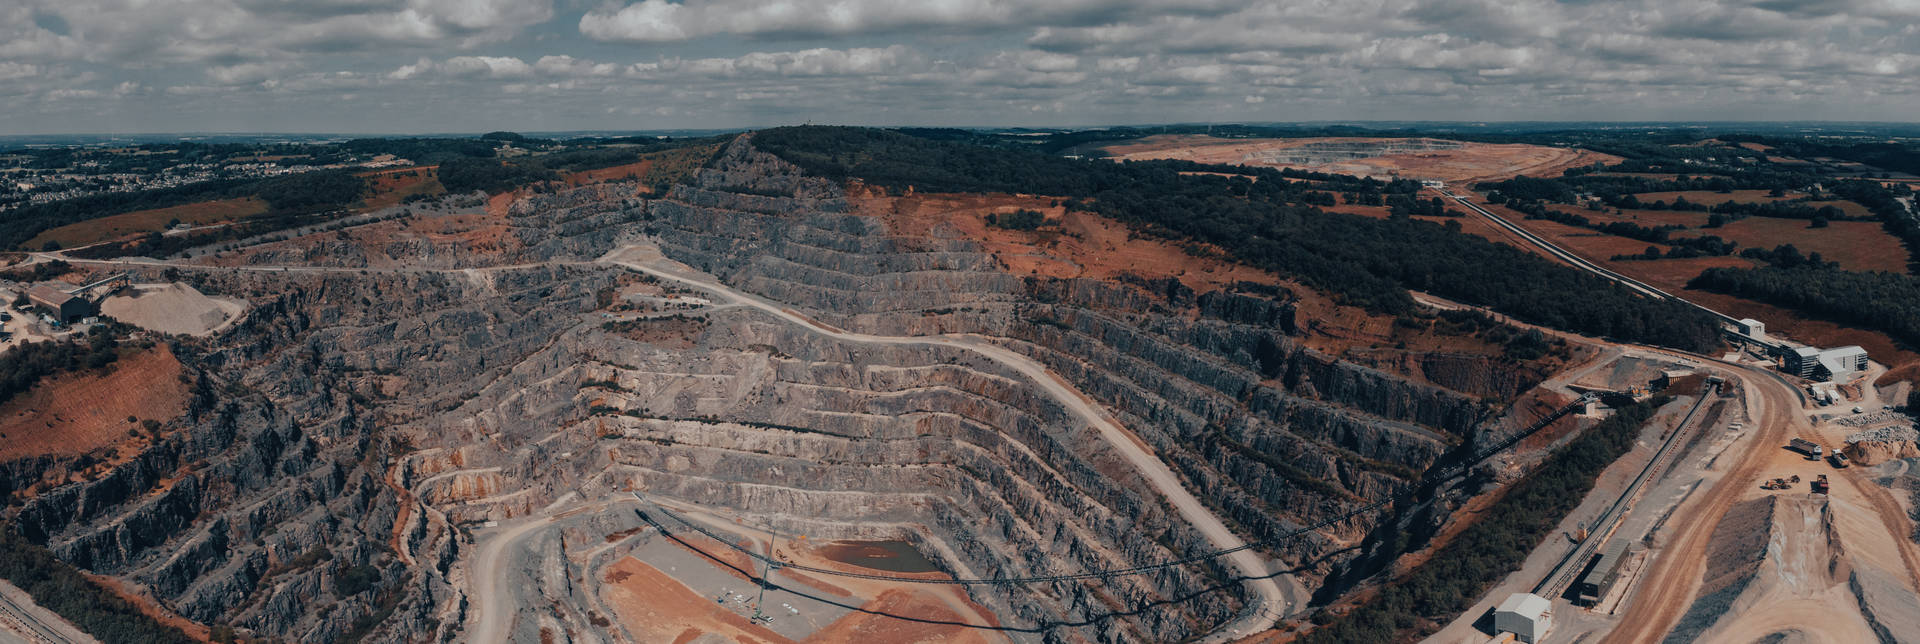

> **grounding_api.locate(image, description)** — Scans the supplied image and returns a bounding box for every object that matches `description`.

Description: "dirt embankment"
[1843,426,1920,466]
[1662,497,1775,643]
[0,345,189,466]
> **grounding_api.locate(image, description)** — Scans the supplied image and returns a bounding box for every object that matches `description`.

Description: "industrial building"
[1735,318,1767,342]
[1655,368,1695,390]
[1573,540,1629,606]
[1493,593,1552,643]
[27,285,94,323]
[1783,345,1869,382]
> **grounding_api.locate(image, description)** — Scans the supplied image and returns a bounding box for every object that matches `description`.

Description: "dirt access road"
[58,234,1294,639]
[596,241,1295,642]
[465,495,644,644]
[1602,360,1920,643]
[1597,363,1797,644]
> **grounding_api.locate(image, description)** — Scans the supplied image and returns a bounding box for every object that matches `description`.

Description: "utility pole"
[752,523,780,625]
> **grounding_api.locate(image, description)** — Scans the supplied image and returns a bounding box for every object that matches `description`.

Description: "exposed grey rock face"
[643,139,1512,565]
[2,137,1548,643]
[6,265,613,642]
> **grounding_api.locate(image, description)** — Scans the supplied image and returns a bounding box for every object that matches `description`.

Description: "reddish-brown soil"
[0,345,188,464]
[1550,204,1714,229]
[86,574,212,642]
[209,208,523,268]
[27,198,267,249]
[606,316,708,349]
[853,186,1275,293]
[563,160,654,187]
[357,166,443,210]
[1477,202,1672,260]
[1586,172,1690,180]
[1481,201,1920,380]
[1802,199,1874,218]
[1686,289,1920,379]
[1099,135,1621,184]
[1673,218,1907,273]
[559,144,724,195]
[1608,256,1756,294]
[606,537,1004,644]
[602,557,796,644]
[1633,190,1794,206]
[1320,204,1397,219]
[802,589,999,644]
[850,187,1576,392]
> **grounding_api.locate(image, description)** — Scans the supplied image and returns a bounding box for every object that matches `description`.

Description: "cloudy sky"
[2,0,1917,134]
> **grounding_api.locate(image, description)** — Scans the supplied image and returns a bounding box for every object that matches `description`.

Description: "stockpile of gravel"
[1846,425,1919,444]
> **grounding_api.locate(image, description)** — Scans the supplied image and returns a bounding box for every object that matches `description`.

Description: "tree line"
[1297,397,1671,643]
[0,328,126,407]
[0,525,196,644]
[3,169,367,251]
[754,126,1723,352]
[1690,266,1920,350]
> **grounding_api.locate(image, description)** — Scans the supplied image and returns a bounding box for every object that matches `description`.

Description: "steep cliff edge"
[3,134,1577,643]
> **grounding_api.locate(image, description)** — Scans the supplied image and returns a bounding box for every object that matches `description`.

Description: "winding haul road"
[1437,189,1920,642]
[595,243,1293,643]
[33,239,1288,639]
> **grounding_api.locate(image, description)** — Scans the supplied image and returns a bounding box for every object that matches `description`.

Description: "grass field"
[1548,204,1714,228]
[1633,189,1795,206]
[1484,202,1674,259]
[1801,200,1873,218]
[1673,218,1907,272]
[25,197,267,249]
[1473,193,1920,384]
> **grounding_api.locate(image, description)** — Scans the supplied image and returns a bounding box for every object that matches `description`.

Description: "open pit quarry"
[2,137,1607,643]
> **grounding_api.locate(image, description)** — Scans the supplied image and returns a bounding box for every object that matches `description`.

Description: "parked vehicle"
[1789,438,1823,459]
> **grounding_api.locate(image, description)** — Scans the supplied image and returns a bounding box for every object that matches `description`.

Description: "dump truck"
[1789,438,1823,459]
[1829,451,1850,468]
[1811,475,1830,494]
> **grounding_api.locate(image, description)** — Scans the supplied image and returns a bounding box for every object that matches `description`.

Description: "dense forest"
[436,157,557,194]
[1,169,366,251]
[754,126,1723,352]
[1720,135,1920,176]
[0,526,197,644]
[1297,397,1671,643]
[1690,266,1920,349]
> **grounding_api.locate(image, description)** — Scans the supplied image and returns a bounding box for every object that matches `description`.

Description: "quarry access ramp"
[633,392,1594,587]
[598,244,1291,640]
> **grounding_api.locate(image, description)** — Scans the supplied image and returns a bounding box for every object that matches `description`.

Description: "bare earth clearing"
[100,283,248,337]
[1099,135,1621,184]
[0,345,187,464]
